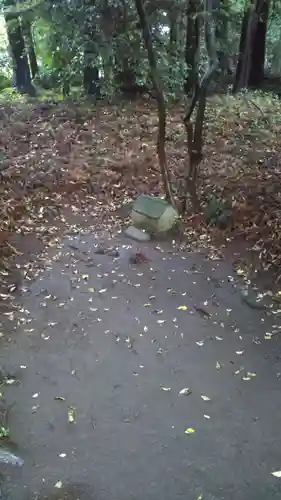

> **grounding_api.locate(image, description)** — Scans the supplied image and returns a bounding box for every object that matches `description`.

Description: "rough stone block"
[131,195,178,233]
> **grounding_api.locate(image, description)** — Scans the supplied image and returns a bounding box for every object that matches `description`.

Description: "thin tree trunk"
[169,10,178,51]
[134,0,175,206]
[215,0,231,73]
[182,0,218,213]
[21,18,38,79]
[83,0,101,97]
[184,0,200,95]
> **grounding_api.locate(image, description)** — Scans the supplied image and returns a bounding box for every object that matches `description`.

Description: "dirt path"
[1,224,281,500]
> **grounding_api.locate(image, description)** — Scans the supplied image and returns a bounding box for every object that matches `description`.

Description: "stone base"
[123,225,151,242]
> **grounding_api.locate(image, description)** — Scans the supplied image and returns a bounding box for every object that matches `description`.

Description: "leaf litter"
[1,95,281,293]
[0,97,280,484]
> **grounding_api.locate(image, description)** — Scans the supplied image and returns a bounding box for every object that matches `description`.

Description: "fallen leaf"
[59,453,67,458]
[271,470,281,478]
[196,341,204,347]
[68,406,76,423]
[201,395,211,401]
[5,378,16,385]
[32,393,39,398]
[88,287,95,293]
[177,305,188,311]
[178,388,192,396]
[204,414,210,419]
[185,427,196,435]
[161,387,172,392]
[236,350,244,355]
[54,396,65,401]
[216,361,221,370]
[236,267,245,276]
[54,480,63,489]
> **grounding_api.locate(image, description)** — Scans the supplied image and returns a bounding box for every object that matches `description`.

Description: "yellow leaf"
[88,287,95,293]
[236,268,245,276]
[82,274,89,279]
[185,427,195,435]
[177,305,188,311]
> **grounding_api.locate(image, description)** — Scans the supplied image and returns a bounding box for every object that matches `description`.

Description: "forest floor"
[1,90,281,283]
[1,92,281,499]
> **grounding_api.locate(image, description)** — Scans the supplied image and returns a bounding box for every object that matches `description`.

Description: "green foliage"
[0,0,281,99]
[0,426,9,438]
[0,72,10,90]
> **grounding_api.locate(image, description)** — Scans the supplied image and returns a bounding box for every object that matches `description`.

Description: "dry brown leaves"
[0,92,281,275]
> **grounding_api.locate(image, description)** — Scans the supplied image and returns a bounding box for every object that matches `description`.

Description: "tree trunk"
[169,10,178,51]
[134,0,175,206]
[184,0,200,95]
[233,3,255,92]
[83,63,100,96]
[233,0,270,92]
[21,18,38,79]
[83,0,101,97]
[4,3,35,95]
[215,0,231,74]
[182,0,218,213]
[248,0,270,87]
[100,0,115,98]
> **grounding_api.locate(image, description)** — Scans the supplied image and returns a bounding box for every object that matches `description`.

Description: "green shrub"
[0,73,10,91]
